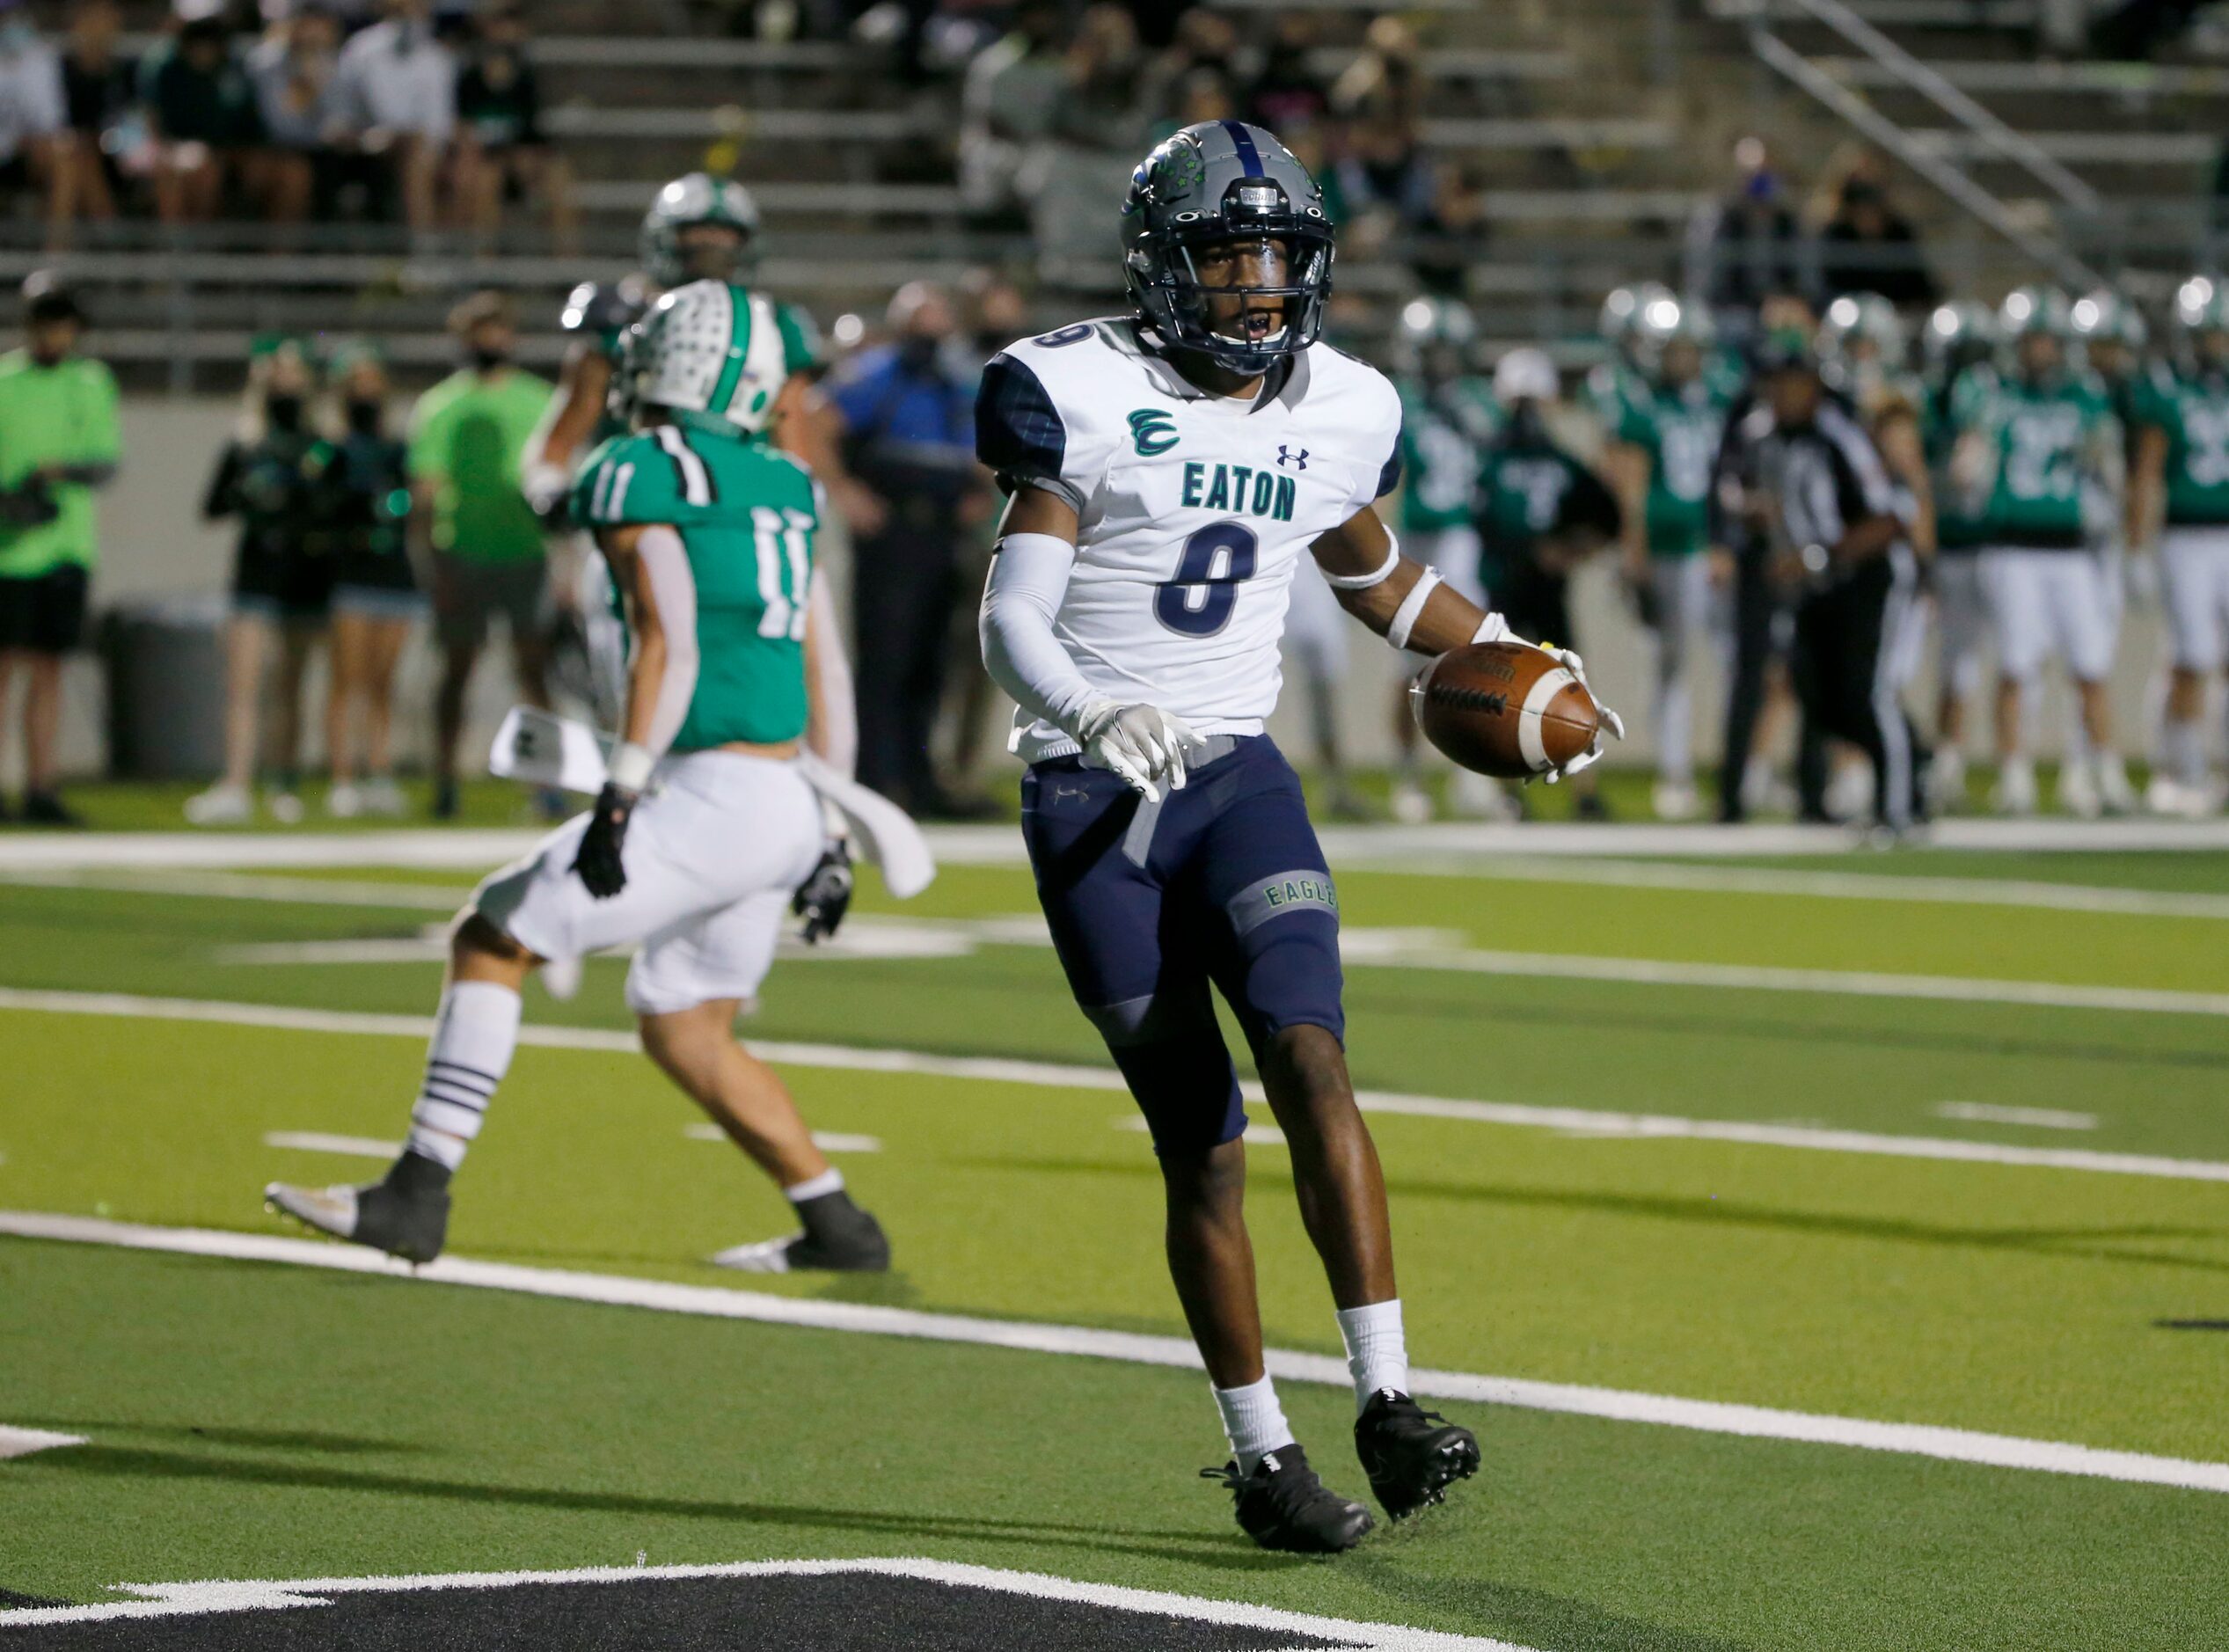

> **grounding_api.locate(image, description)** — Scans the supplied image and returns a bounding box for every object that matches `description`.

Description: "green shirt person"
[408,290,558,818]
[0,276,119,826]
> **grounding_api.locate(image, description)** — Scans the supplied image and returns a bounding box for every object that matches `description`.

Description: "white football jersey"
[978,317,1403,761]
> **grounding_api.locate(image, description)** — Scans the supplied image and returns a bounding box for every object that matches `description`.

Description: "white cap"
[1493,347,1559,406]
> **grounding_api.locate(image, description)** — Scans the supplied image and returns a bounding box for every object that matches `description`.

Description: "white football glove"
[1535,645,1627,785]
[1073,700,1202,803]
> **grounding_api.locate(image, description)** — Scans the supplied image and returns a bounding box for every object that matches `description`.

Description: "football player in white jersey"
[977,121,1620,1553]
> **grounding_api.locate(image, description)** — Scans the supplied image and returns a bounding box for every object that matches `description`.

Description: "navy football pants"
[1021,736,1345,1154]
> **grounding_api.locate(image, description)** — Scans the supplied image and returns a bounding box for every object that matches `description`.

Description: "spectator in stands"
[186,337,333,827]
[1333,110,1434,256]
[1409,158,1486,297]
[827,281,990,815]
[1034,3,1151,284]
[0,1,70,238]
[333,0,455,234]
[1139,5,1240,127]
[958,0,1067,228]
[1687,135,1815,339]
[0,275,116,827]
[322,343,415,820]
[246,4,344,225]
[1329,15,1422,127]
[1816,152,1938,311]
[1246,9,1329,135]
[452,4,576,256]
[59,0,133,225]
[140,12,261,223]
[408,291,554,820]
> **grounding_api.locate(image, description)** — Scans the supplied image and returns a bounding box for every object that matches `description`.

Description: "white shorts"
[475,749,826,1016]
[1933,552,1989,699]
[1281,558,1348,678]
[2160,527,2229,672]
[1977,546,2116,684]
[1409,524,1487,609]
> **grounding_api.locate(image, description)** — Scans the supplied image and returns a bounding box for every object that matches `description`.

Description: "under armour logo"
[1277,445,1308,470]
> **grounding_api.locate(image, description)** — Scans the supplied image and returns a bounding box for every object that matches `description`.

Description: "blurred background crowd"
[0,0,2226,831]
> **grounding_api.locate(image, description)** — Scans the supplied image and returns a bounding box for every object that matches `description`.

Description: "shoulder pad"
[560,281,647,338]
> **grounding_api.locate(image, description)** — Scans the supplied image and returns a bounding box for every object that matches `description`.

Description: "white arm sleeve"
[804,572,858,778]
[632,525,699,760]
[979,530,1105,738]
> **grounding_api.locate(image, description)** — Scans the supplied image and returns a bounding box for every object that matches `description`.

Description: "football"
[1410,640,1601,780]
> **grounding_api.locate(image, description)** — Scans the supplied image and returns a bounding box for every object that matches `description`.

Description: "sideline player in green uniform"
[2130,275,2229,815]
[1952,285,2131,816]
[0,275,117,825]
[1602,290,1726,821]
[1384,296,1506,822]
[268,280,888,1276]
[1920,299,1999,808]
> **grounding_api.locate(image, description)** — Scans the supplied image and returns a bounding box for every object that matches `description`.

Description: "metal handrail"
[1781,0,2101,211]
[1750,27,2100,290]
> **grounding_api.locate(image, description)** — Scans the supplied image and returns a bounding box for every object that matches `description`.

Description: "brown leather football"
[1410,641,1600,780]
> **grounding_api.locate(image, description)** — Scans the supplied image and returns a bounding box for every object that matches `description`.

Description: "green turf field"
[4,822,2228,1648]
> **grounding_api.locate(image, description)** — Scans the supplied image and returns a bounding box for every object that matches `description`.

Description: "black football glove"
[571,782,638,899]
[792,840,854,943]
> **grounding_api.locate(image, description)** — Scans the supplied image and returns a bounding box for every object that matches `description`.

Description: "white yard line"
[5,987,2226,1185]
[0,868,469,910]
[4,1210,2225,1499]
[262,1131,400,1159]
[683,1123,881,1154]
[0,1557,1531,1649]
[1933,1103,2099,1132]
[0,1424,84,1460]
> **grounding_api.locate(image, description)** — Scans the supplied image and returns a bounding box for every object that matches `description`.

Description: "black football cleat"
[709,1197,890,1274]
[266,1155,450,1266]
[1202,1443,1374,1554]
[1354,1389,1480,1517]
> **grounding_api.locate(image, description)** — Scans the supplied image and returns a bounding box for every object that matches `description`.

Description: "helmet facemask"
[1127,174,1334,376]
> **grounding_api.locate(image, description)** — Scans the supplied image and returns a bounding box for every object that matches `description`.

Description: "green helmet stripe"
[708,283,753,417]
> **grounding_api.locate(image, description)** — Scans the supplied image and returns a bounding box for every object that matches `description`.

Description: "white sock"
[2166,718,2208,786]
[783,1168,844,1203]
[403,981,521,1172]
[1337,1299,1410,1413]
[1211,1375,1296,1475]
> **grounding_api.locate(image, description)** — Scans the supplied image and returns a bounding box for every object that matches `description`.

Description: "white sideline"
[0,1556,1532,1649]
[0,1424,83,1460]
[4,1210,2225,1499]
[8,987,2229,1184]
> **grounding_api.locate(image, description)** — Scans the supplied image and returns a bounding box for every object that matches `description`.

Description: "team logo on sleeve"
[1127,409,1180,456]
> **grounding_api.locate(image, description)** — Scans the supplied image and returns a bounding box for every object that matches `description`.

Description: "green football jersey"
[1394,376,1498,533]
[573,420,819,749]
[1953,368,2116,548]
[2132,362,2229,526]
[1614,376,1725,557]
[1930,369,1991,552]
[1479,438,1590,548]
[1582,359,1648,439]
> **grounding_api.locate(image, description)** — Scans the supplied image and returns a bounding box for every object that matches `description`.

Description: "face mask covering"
[898,335,939,372]
[469,347,509,372]
[267,393,305,431]
[347,398,384,435]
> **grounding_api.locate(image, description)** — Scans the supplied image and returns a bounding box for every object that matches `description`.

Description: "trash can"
[102,594,228,779]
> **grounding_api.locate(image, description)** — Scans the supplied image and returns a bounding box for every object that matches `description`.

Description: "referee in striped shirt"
[1729,333,1929,833]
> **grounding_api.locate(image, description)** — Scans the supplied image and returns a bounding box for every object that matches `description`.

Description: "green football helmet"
[2071,288,2148,352]
[1819,292,1907,366]
[1599,281,1675,352]
[2172,274,2229,337]
[1390,295,1478,377]
[1998,284,2073,341]
[640,174,761,290]
[1922,299,1998,383]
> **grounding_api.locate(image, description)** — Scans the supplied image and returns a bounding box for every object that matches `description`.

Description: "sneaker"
[185,783,253,826]
[1354,1389,1481,1518]
[1389,778,1432,825]
[2056,761,2101,820]
[327,782,363,820]
[19,790,84,828]
[432,778,460,821]
[1449,770,1520,822]
[2149,773,2225,819]
[1650,778,1700,822]
[359,776,408,818]
[1823,760,1875,823]
[1926,750,1968,815]
[1202,1443,1374,1554]
[266,1157,450,1265]
[1575,791,1611,823]
[1994,758,2038,817]
[267,791,305,825]
[2094,756,2137,815]
[708,1203,890,1274]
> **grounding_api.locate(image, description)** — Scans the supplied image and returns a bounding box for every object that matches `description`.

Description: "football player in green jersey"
[268,281,890,1276]
[1952,285,2133,815]
[1384,296,1509,822]
[1603,289,1725,820]
[1919,298,1999,808]
[2130,275,2229,815]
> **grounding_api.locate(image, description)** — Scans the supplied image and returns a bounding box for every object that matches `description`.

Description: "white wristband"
[607,741,656,792]
[1386,566,1443,652]
[1321,532,1402,590]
